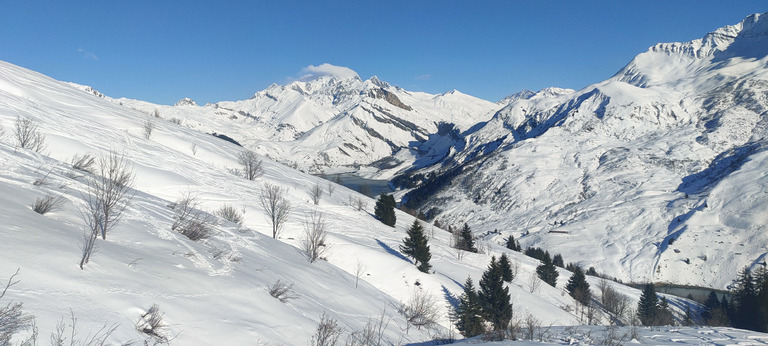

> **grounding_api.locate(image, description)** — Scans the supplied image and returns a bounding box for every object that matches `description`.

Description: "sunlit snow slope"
[401,13,768,289]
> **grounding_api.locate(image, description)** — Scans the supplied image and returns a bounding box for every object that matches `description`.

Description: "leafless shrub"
[31,194,67,214]
[136,304,167,343]
[0,269,35,346]
[191,143,198,156]
[143,117,156,140]
[309,312,343,346]
[346,308,391,346]
[398,289,440,332]
[33,166,54,186]
[354,260,366,289]
[214,204,244,226]
[260,182,291,239]
[528,270,542,293]
[79,151,135,269]
[599,279,630,321]
[169,117,183,125]
[170,193,214,241]
[237,150,263,181]
[49,309,118,346]
[153,108,161,118]
[348,195,367,212]
[327,181,336,197]
[268,280,298,303]
[70,153,97,174]
[309,183,323,205]
[14,116,46,152]
[302,210,328,263]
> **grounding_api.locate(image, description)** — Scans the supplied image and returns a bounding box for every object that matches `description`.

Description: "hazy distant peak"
[174,97,198,107]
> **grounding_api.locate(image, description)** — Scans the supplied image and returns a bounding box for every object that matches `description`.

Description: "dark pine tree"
[637,283,659,326]
[553,254,565,268]
[455,277,485,337]
[478,256,512,331]
[733,267,762,331]
[703,291,720,321]
[374,194,396,227]
[456,223,477,252]
[499,253,514,282]
[399,220,432,273]
[505,235,520,252]
[536,253,559,287]
[565,266,591,305]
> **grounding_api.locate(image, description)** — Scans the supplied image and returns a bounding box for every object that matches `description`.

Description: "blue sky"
[1,1,766,105]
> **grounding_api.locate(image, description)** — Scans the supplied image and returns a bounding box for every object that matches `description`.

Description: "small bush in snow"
[136,304,168,343]
[171,192,214,241]
[301,210,328,263]
[0,269,35,346]
[214,204,244,226]
[309,312,343,346]
[70,153,97,174]
[268,280,298,303]
[31,194,66,215]
[143,117,156,140]
[13,116,46,152]
[309,183,323,205]
[399,289,440,332]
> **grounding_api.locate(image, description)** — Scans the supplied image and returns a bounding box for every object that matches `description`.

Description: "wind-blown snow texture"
[402,13,768,290]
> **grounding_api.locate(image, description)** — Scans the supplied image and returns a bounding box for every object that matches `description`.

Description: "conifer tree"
[478,256,512,330]
[637,283,659,326]
[553,254,565,268]
[456,223,477,252]
[733,267,762,331]
[505,235,520,251]
[455,277,485,337]
[399,219,432,273]
[565,266,591,305]
[374,194,396,227]
[499,253,514,282]
[536,253,559,287]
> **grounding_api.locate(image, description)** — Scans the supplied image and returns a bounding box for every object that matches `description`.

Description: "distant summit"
[174,97,198,107]
[497,87,574,104]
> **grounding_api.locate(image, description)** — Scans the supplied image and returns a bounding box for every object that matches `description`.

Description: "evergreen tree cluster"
[729,266,768,332]
[374,193,396,227]
[535,252,559,287]
[399,220,432,273]
[504,235,521,252]
[565,266,591,305]
[455,255,515,336]
[702,291,731,326]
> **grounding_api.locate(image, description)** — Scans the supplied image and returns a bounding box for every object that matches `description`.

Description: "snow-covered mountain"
[1,59,717,344]
[398,13,768,289]
[496,87,575,105]
[110,70,502,178]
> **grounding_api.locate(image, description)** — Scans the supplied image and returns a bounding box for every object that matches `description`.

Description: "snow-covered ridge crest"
[299,63,360,82]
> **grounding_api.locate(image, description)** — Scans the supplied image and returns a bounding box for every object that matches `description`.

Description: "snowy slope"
[399,13,768,289]
[106,70,502,179]
[0,59,714,344]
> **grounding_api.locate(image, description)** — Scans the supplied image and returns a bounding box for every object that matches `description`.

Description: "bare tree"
[398,289,440,332]
[301,210,328,263]
[238,150,263,180]
[327,180,336,197]
[79,152,134,269]
[84,151,135,240]
[309,183,324,205]
[14,116,46,152]
[259,182,290,239]
[143,117,156,140]
[0,269,35,345]
[136,304,168,343]
[354,260,366,288]
[309,312,343,346]
[49,309,118,346]
[528,270,542,293]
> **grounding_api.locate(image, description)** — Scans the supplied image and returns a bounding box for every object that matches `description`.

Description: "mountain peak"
[298,63,360,82]
[174,97,198,107]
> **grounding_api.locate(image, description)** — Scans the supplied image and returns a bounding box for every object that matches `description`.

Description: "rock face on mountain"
[398,13,768,288]
[114,72,501,177]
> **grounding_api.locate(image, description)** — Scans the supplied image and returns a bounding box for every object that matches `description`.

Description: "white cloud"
[415,74,432,81]
[299,63,359,81]
[78,48,98,61]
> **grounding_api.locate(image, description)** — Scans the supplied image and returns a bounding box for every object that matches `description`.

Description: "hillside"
[399,13,768,289]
